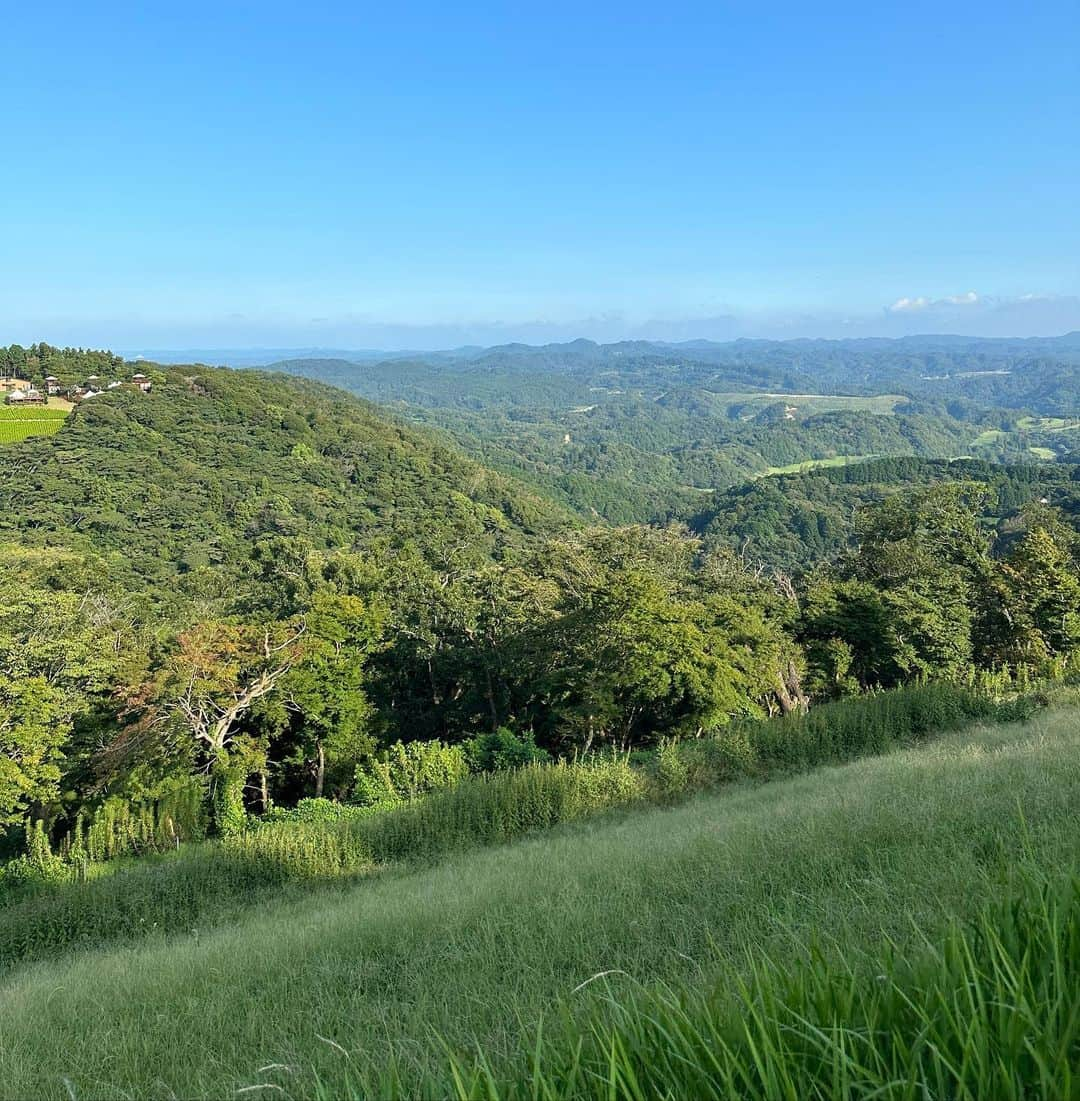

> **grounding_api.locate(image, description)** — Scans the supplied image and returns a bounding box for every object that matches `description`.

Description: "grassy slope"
[2,707,1080,1098]
[761,453,879,476]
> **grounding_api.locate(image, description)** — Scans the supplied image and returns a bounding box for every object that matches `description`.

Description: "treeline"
[3,484,1078,861]
[0,342,124,383]
[695,456,1080,570]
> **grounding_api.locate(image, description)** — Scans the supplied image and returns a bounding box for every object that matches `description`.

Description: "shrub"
[464,727,551,772]
[353,739,469,809]
[355,753,647,864]
[261,797,373,825]
[737,682,994,775]
[0,821,70,893]
[211,761,247,837]
[224,820,372,877]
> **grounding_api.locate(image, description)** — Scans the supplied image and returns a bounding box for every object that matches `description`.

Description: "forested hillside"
[693,456,1080,570]
[270,336,1080,523]
[0,363,568,592]
[1,348,1079,877]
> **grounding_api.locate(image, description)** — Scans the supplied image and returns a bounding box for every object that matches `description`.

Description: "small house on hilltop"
[44,375,61,395]
[131,372,152,392]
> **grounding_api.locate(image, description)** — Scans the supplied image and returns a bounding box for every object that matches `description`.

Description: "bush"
[224,820,372,877]
[261,797,373,825]
[464,727,551,772]
[353,739,469,809]
[354,753,647,864]
[211,761,247,837]
[736,682,995,775]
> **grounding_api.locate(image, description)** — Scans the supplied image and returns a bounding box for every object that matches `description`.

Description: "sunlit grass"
[0,706,1078,1098]
[0,405,67,443]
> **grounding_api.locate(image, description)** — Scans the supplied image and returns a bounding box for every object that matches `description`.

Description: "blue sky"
[2,1,1079,349]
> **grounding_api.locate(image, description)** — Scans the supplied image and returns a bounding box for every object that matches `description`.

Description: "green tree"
[0,677,68,825]
[1005,523,1080,659]
[0,580,126,823]
[280,591,385,798]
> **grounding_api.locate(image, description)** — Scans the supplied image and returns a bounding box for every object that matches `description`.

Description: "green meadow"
[2,700,1079,1098]
[761,452,879,476]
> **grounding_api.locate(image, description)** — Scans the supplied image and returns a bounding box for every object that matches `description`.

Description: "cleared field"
[0,406,68,443]
[761,452,878,476]
[1017,415,1080,432]
[709,391,908,417]
[971,428,1006,446]
[1,704,1078,1098]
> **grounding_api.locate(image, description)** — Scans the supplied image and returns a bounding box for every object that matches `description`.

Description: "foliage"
[464,727,550,771]
[0,349,1078,869]
[353,739,470,810]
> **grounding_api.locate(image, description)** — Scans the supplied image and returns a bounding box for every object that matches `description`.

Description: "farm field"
[2,703,1078,1099]
[0,405,68,443]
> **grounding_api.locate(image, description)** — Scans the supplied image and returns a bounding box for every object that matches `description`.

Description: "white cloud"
[888,296,931,312]
[889,291,979,313]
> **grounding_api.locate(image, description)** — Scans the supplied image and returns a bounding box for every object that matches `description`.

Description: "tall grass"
[1,706,1078,1099]
[0,684,1017,972]
[0,844,354,970]
[442,866,1080,1100]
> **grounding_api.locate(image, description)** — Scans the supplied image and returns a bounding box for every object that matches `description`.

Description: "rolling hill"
[266,337,1080,525]
[0,364,572,591]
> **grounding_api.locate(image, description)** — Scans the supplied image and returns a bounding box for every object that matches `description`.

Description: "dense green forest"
[270,335,1080,523]
[1,344,1079,874]
[694,456,1080,569]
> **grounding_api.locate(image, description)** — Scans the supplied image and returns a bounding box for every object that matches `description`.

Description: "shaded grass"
[0,707,1078,1097]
